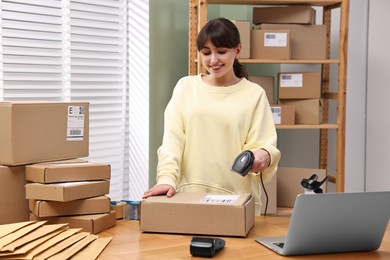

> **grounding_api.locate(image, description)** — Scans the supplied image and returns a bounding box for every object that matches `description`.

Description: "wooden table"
[97,214,390,259]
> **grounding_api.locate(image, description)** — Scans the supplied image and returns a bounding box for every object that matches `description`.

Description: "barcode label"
[200,195,240,204]
[271,107,281,114]
[67,106,85,141]
[280,73,303,87]
[264,32,287,47]
[70,129,82,135]
[271,106,282,124]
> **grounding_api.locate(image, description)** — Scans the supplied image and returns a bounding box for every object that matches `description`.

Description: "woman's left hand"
[250,148,271,173]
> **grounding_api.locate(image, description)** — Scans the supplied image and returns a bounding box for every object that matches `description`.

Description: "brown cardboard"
[0,101,89,166]
[249,76,274,104]
[251,30,291,59]
[48,233,98,259]
[0,227,65,257]
[30,212,116,234]
[0,223,68,252]
[0,221,46,249]
[71,236,112,260]
[110,201,130,220]
[279,99,323,124]
[33,231,90,259]
[231,20,250,59]
[271,105,295,125]
[278,72,321,99]
[0,166,29,224]
[0,221,35,238]
[258,24,327,60]
[29,196,111,217]
[277,167,327,207]
[253,6,316,25]
[260,174,277,215]
[25,180,110,202]
[140,192,255,237]
[10,227,83,259]
[26,160,111,184]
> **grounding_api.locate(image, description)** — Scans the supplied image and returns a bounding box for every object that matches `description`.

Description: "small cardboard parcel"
[140,192,255,237]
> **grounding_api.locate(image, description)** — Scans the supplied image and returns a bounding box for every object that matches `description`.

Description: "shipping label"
[264,32,288,47]
[200,195,240,204]
[67,105,85,141]
[280,73,303,87]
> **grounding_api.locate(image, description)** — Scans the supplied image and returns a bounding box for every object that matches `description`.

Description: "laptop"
[255,191,390,256]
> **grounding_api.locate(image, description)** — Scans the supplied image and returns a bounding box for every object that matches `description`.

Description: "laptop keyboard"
[273,242,285,248]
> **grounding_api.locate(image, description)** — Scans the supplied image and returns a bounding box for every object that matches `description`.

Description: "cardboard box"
[271,105,295,125]
[0,101,89,166]
[26,160,111,184]
[260,174,277,215]
[251,30,291,59]
[231,20,250,59]
[29,196,111,217]
[25,180,110,202]
[277,167,327,207]
[279,99,323,124]
[110,201,130,220]
[29,211,116,234]
[140,192,255,237]
[249,76,274,104]
[0,166,29,224]
[278,72,321,99]
[257,24,327,60]
[253,6,316,25]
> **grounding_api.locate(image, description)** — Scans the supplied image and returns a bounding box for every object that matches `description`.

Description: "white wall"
[346,0,390,192]
[365,0,390,191]
[345,0,368,191]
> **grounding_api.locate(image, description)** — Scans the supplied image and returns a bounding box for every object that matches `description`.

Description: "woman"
[143,17,280,215]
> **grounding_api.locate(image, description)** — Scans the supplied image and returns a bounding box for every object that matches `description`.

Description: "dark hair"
[196,17,248,79]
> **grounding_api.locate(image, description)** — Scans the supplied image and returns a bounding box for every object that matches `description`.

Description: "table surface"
[97,212,390,260]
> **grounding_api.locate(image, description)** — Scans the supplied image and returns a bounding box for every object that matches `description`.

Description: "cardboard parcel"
[140,192,255,237]
[0,101,89,166]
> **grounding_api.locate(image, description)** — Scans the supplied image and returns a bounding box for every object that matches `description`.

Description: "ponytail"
[233,59,248,79]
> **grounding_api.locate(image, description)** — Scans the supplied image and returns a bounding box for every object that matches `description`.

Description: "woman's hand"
[250,148,271,173]
[142,184,176,199]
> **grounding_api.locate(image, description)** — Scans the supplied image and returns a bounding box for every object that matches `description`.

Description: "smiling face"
[196,18,243,84]
[200,40,241,80]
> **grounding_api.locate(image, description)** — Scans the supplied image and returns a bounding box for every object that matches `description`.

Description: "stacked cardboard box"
[278,72,323,124]
[25,158,116,234]
[248,6,326,125]
[0,101,89,224]
[0,101,116,234]
[251,5,327,60]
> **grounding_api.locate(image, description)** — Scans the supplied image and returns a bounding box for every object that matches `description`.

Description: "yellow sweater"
[156,74,281,215]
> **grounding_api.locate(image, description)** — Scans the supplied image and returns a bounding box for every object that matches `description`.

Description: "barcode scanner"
[190,237,225,258]
[231,150,254,177]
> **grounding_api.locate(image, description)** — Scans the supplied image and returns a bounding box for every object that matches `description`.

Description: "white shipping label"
[264,32,288,47]
[280,73,303,87]
[200,195,240,204]
[271,107,282,124]
[67,106,85,141]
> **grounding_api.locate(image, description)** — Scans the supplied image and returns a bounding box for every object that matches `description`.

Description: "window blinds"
[1,0,134,201]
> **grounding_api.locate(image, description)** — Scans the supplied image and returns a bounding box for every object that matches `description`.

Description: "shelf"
[189,0,350,192]
[207,0,342,7]
[240,59,340,64]
[276,124,338,129]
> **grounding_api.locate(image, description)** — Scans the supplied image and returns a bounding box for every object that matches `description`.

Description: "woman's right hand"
[142,184,176,199]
